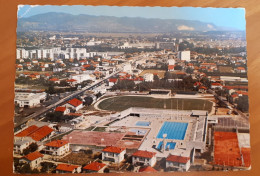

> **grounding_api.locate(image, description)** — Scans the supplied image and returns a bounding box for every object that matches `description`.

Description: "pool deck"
[110,114,194,157]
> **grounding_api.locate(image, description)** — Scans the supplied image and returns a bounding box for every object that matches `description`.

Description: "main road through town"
[14,69,122,129]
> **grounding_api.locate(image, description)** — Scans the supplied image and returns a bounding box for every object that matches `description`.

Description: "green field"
[98,96,213,112]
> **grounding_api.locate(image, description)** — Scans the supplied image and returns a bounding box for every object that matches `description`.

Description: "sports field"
[98,96,212,112]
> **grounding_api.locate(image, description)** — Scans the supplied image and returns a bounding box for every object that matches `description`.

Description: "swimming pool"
[136,121,151,126]
[156,122,188,140]
[157,141,176,150]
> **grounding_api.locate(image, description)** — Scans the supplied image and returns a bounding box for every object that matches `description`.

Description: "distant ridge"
[17,12,236,32]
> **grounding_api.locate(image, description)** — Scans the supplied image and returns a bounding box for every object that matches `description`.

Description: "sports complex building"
[63,107,209,169]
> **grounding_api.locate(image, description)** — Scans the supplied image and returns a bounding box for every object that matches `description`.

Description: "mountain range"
[17,12,234,33]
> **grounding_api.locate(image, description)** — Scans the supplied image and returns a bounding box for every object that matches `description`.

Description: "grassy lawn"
[98,96,212,112]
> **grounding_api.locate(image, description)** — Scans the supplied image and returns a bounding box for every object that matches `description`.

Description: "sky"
[17,5,246,30]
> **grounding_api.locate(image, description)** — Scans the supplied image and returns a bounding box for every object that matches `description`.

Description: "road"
[14,69,122,129]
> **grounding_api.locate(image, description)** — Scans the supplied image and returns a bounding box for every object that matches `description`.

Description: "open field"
[15,84,48,90]
[218,66,234,73]
[139,70,166,79]
[58,152,95,165]
[98,96,213,112]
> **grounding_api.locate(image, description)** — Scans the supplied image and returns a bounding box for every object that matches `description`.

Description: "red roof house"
[132,150,157,167]
[102,146,126,163]
[139,166,157,172]
[65,98,83,111]
[83,162,106,173]
[166,154,191,171]
[15,125,54,142]
[56,164,81,173]
[55,106,70,115]
[20,151,44,168]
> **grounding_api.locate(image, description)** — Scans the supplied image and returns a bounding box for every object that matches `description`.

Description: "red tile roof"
[102,146,125,154]
[139,166,157,172]
[166,155,190,164]
[194,82,202,87]
[67,98,83,107]
[223,86,248,90]
[109,78,118,83]
[231,94,239,98]
[168,65,175,70]
[132,150,156,158]
[201,63,216,66]
[66,79,77,82]
[199,86,207,90]
[23,151,43,161]
[237,67,245,70]
[83,64,91,68]
[211,83,222,86]
[15,125,39,137]
[83,162,106,171]
[49,78,59,81]
[56,164,79,172]
[45,140,68,148]
[28,126,54,141]
[55,106,67,112]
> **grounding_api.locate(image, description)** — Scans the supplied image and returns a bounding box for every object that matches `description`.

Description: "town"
[13,30,250,174]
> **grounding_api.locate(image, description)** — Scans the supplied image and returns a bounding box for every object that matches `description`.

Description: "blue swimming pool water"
[136,121,151,126]
[156,122,188,140]
[157,141,176,150]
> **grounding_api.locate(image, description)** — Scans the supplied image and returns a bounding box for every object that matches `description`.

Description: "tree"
[237,96,249,112]
[84,97,93,106]
[40,162,55,173]
[174,65,182,71]
[104,168,110,173]
[22,143,38,155]
[186,67,194,74]
[46,85,56,94]
[96,92,102,99]
[126,164,134,171]
[153,74,160,81]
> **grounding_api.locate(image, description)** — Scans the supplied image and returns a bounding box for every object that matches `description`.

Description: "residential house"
[236,67,246,73]
[211,83,223,89]
[15,125,54,142]
[55,106,70,115]
[56,164,81,173]
[19,151,43,169]
[166,154,191,171]
[102,146,126,163]
[132,150,156,167]
[198,86,207,93]
[168,65,175,71]
[13,139,31,154]
[139,166,157,172]
[82,162,106,173]
[44,140,69,156]
[66,79,77,86]
[143,73,154,82]
[64,98,83,112]
[108,78,118,87]
[49,78,60,84]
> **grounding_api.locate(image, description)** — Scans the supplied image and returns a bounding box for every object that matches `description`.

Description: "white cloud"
[207,24,214,29]
[177,25,194,31]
